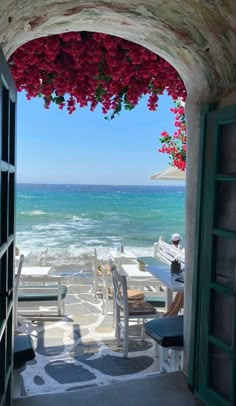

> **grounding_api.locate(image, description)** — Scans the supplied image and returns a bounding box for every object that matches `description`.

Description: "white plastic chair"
[112,266,160,357]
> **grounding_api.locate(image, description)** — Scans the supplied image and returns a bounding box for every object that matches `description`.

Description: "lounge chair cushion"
[107,288,144,301]
[145,315,183,347]
[127,289,145,301]
[144,296,166,308]
[128,300,157,315]
[18,285,68,302]
[14,334,35,368]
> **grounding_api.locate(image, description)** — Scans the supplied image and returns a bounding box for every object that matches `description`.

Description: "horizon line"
[16,182,185,187]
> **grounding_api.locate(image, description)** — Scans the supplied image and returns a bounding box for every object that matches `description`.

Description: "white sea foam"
[18,194,32,199]
[70,215,83,221]
[20,210,48,216]
[15,237,154,269]
[85,239,105,245]
[33,223,69,231]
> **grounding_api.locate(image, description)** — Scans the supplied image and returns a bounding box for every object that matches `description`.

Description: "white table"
[21,266,52,276]
[121,264,154,279]
[120,263,164,291]
[20,266,60,289]
[147,265,184,308]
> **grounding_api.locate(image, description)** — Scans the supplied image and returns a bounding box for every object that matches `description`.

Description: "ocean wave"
[17,194,33,199]
[70,215,83,221]
[33,223,69,231]
[14,242,154,268]
[20,210,48,216]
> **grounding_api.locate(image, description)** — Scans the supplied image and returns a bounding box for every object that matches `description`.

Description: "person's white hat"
[172,233,181,242]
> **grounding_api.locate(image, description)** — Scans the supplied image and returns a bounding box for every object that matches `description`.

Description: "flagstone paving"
[16,274,161,397]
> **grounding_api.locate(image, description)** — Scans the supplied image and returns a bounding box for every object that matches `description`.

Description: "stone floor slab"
[13,372,197,406]
[82,354,154,376]
[45,360,96,384]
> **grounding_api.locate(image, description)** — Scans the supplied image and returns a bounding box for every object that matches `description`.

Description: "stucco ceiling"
[0,1,236,100]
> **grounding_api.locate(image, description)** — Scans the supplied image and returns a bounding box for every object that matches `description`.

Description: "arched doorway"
[0,1,236,405]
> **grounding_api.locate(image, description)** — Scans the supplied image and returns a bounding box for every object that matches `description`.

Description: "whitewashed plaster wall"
[0,0,236,374]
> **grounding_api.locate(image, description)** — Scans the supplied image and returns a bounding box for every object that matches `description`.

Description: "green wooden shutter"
[0,48,17,406]
[190,104,236,406]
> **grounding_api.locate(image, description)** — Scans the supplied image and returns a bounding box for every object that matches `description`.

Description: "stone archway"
[1,0,236,378]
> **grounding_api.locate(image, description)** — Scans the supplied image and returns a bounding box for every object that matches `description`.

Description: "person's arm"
[162,292,184,317]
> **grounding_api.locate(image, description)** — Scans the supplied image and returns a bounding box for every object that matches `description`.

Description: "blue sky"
[17,91,176,185]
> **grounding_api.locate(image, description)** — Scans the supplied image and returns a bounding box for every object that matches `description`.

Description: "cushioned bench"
[14,334,35,398]
[145,315,184,347]
[145,315,184,372]
[18,277,68,316]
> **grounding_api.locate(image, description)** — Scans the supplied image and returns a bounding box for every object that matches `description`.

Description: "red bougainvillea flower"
[9,31,186,118]
[158,100,186,171]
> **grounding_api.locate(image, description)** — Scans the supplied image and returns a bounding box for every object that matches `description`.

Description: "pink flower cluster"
[9,31,186,117]
[159,101,186,171]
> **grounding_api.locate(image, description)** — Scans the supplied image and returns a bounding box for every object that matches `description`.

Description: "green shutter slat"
[212,228,236,239]
[207,388,230,406]
[210,282,234,296]
[208,336,234,355]
[215,174,236,181]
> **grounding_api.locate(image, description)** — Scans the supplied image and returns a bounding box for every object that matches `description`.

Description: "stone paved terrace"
[16,271,164,397]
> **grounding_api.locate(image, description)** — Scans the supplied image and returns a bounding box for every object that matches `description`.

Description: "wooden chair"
[18,275,67,316]
[112,266,160,358]
[92,249,113,315]
[92,248,102,297]
[14,254,25,328]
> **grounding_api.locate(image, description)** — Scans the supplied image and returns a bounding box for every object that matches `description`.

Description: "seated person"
[163,292,184,317]
[171,233,182,249]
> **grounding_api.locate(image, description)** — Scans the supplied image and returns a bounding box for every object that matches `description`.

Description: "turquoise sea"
[16,184,185,271]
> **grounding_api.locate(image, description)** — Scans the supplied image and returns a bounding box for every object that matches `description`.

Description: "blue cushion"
[19,285,67,302]
[145,297,166,308]
[14,334,35,367]
[145,315,183,347]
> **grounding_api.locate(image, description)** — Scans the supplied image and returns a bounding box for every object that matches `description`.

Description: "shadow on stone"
[45,360,96,384]
[72,338,100,359]
[82,354,154,376]
[36,326,65,356]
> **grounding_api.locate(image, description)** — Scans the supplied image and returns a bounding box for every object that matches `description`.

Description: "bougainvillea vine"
[158,100,186,171]
[9,31,186,115]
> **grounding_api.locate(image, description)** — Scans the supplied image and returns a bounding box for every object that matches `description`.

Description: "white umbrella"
[150,166,185,181]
